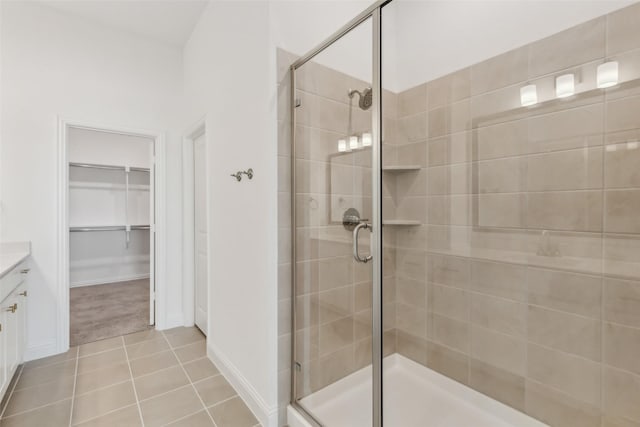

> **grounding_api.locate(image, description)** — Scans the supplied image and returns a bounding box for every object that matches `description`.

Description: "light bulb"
[349,136,359,150]
[361,132,372,147]
[338,139,346,152]
[520,84,538,107]
[597,61,619,88]
[556,74,575,98]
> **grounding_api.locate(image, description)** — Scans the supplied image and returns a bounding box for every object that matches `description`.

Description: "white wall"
[389,0,637,91]
[183,1,278,425]
[0,1,184,359]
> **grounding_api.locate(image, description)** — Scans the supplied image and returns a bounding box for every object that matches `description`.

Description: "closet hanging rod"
[69,225,151,232]
[69,162,150,172]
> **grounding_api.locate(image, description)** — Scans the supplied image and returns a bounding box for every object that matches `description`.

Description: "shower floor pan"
[288,354,547,427]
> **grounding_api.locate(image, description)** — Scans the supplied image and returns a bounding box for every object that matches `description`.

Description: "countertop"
[0,242,31,279]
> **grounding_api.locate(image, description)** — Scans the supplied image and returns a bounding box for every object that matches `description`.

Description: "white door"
[194,134,208,335]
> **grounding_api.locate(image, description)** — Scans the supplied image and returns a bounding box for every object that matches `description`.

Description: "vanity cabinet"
[0,263,28,401]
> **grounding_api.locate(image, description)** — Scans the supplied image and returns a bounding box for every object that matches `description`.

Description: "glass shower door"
[291,16,381,427]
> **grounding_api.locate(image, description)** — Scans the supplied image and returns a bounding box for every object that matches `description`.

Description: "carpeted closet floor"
[70,278,152,346]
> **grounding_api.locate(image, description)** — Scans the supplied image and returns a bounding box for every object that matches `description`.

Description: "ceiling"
[41,0,209,47]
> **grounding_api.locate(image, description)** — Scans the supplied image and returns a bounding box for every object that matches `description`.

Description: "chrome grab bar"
[353,222,372,263]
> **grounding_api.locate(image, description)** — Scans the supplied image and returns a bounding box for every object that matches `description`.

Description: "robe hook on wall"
[230,168,254,181]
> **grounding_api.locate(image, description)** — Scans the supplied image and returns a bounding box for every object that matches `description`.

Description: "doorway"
[57,119,166,352]
[193,132,208,334]
[182,121,208,336]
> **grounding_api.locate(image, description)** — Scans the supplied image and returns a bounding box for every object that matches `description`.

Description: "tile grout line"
[68,403,139,427]
[132,355,214,383]
[156,393,243,427]
[2,397,74,420]
[122,336,146,426]
[68,346,80,427]
[161,331,219,427]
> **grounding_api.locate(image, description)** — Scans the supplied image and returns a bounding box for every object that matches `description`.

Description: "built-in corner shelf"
[382,220,422,226]
[382,165,421,173]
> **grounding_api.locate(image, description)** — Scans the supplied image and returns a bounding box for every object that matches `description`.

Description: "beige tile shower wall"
[278,48,400,405]
[392,3,640,427]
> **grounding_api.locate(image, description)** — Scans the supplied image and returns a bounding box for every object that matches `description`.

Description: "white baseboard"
[70,274,150,288]
[207,342,279,427]
[24,340,58,362]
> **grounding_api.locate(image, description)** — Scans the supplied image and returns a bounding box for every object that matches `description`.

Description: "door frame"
[56,117,167,353]
[181,117,209,331]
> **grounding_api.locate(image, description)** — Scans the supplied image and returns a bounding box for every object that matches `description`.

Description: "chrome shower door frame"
[290,1,391,426]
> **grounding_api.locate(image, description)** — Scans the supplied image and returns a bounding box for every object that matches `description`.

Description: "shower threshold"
[288,354,547,427]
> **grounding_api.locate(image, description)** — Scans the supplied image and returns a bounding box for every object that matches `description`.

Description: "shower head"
[348,87,373,110]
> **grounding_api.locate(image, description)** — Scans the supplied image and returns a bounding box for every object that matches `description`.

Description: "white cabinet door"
[0,306,6,397]
[16,284,27,364]
[4,294,19,377]
[194,134,208,335]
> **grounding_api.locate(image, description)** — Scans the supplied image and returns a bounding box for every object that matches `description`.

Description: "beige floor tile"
[194,375,237,407]
[16,359,77,390]
[126,337,170,360]
[164,328,205,349]
[4,376,75,416]
[22,348,78,371]
[165,410,215,427]
[75,362,131,395]
[79,336,123,357]
[77,348,127,374]
[0,399,71,427]
[139,386,204,426]
[73,405,141,427]
[72,381,136,424]
[183,358,219,382]
[174,341,207,364]
[134,366,190,401]
[209,396,258,427]
[129,350,178,378]
[123,329,163,346]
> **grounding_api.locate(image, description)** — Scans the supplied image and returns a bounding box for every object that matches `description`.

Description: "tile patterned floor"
[0,327,260,427]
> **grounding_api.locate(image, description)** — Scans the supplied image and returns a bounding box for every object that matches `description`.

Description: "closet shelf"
[69,162,150,173]
[70,225,151,232]
[69,182,150,191]
[382,165,422,172]
[382,220,422,226]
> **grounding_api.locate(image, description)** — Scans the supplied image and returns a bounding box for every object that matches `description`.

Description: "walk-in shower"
[283,0,640,426]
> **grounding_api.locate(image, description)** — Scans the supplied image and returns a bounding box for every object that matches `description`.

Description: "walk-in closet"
[68,127,155,346]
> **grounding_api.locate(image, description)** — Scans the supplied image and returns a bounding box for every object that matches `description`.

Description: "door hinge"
[294,98,301,108]
[294,361,301,371]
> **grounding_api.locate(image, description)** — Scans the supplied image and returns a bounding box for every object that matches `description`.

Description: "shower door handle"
[353,222,372,263]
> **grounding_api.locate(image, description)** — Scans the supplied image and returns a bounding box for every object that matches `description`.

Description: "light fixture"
[597,61,619,88]
[338,139,347,153]
[628,141,638,150]
[556,74,575,98]
[349,136,359,150]
[520,84,538,107]
[361,132,372,147]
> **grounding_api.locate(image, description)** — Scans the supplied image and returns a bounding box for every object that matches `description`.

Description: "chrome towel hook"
[243,168,254,179]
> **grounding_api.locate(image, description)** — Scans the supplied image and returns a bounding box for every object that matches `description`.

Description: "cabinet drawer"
[0,264,27,303]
